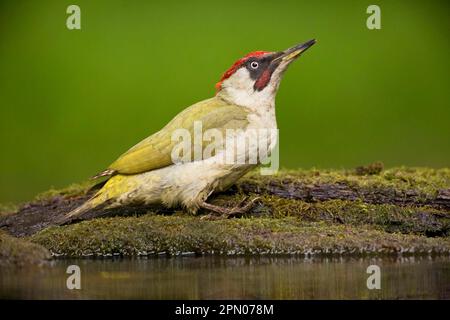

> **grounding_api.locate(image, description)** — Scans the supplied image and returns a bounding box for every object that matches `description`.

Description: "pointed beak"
[252,39,316,91]
[273,39,316,65]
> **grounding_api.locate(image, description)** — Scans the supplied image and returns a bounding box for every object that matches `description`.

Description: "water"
[1,256,449,299]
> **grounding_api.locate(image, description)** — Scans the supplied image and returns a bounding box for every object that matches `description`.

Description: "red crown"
[215,51,271,92]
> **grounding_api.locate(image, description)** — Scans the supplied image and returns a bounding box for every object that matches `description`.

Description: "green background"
[0,0,449,203]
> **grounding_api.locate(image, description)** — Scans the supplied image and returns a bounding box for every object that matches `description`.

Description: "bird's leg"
[200,196,260,219]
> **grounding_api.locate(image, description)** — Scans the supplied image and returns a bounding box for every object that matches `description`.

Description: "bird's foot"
[200,196,260,220]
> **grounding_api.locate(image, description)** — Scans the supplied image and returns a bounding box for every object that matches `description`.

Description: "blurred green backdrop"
[0,0,449,203]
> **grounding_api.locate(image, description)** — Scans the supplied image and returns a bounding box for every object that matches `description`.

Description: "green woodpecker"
[60,39,316,223]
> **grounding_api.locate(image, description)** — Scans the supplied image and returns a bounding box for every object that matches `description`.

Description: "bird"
[59,39,316,224]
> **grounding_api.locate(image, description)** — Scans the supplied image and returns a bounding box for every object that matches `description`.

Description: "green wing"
[102,97,250,176]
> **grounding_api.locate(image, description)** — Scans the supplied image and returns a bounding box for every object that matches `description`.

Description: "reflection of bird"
[60,40,316,223]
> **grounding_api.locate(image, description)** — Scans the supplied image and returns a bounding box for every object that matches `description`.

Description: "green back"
[108,96,250,174]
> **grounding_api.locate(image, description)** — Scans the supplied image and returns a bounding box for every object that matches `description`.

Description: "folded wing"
[94,97,250,177]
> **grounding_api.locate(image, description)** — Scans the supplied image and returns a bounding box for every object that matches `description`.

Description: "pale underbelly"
[112,126,277,210]
[114,157,256,211]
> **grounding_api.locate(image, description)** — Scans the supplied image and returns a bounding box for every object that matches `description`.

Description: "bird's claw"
[225,196,260,218]
[200,196,261,219]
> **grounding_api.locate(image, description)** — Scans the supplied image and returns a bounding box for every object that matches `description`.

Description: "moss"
[238,167,450,198]
[0,180,96,221]
[33,180,98,201]
[0,231,51,266]
[26,167,450,204]
[1,167,448,258]
[30,215,450,257]
[355,161,384,176]
[256,196,449,236]
[0,203,18,218]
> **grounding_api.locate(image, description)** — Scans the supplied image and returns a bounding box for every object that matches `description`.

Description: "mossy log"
[0,166,449,259]
[0,231,50,266]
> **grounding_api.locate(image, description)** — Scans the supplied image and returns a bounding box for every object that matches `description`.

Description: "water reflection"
[1,256,449,299]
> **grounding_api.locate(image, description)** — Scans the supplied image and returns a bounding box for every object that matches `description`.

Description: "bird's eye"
[250,61,259,69]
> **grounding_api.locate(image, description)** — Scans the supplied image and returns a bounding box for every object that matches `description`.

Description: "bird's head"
[216,39,316,110]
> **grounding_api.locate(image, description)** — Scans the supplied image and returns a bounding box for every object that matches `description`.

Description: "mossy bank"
[1,166,449,261]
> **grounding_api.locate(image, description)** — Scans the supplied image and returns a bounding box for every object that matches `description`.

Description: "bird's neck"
[216,91,277,131]
[216,87,276,116]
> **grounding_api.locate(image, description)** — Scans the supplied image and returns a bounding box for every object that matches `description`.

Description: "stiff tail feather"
[55,188,114,225]
[55,174,139,226]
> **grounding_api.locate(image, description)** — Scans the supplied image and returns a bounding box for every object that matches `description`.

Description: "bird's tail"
[56,175,128,225]
[55,192,106,225]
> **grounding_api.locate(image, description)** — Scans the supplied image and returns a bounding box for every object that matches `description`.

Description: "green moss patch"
[33,180,99,202]
[254,197,449,237]
[0,231,50,266]
[1,167,448,258]
[30,216,450,257]
[238,167,450,199]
